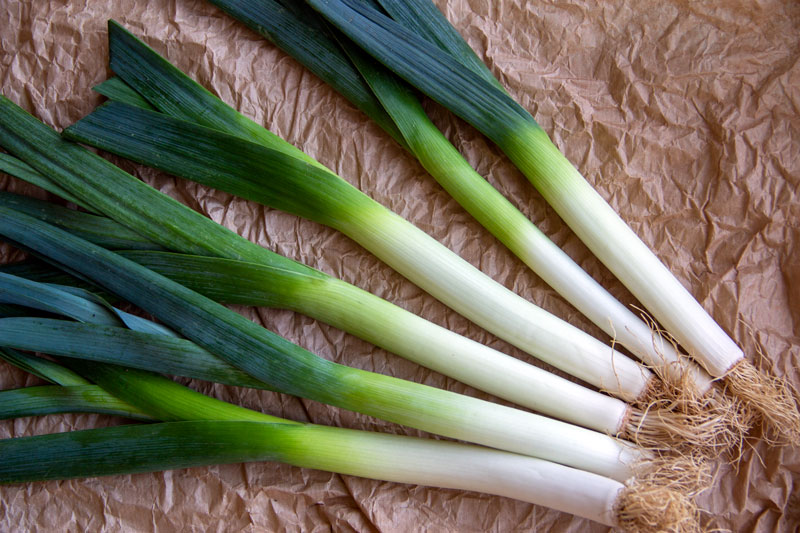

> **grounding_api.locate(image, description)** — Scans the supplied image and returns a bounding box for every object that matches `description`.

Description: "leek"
[306,0,800,441]
[61,23,657,402]
[0,421,647,529]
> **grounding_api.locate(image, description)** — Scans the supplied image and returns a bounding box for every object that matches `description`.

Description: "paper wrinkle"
[1,0,798,531]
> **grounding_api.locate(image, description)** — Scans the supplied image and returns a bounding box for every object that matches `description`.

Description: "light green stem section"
[0,385,152,420]
[76,363,288,424]
[293,275,628,433]
[504,124,743,377]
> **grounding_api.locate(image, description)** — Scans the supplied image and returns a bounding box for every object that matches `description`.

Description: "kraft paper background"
[0,1,798,531]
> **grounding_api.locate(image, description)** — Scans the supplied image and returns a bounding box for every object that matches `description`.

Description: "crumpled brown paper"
[1,0,798,531]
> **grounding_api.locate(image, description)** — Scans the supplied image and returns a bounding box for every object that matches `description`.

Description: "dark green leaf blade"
[0,317,266,390]
[0,272,121,326]
[62,101,372,228]
[0,385,151,421]
[106,20,320,167]
[0,250,322,312]
[0,191,160,251]
[0,421,291,484]
[205,0,406,147]
[0,259,91,285]
[0,259,115,301]
[117,250,319,308]
[375,0,506,93]
[92,77,156,110]
[306,0,537,144]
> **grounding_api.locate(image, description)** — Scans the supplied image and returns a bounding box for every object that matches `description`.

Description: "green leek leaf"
[0,272,121,326]
[0,348,89,386]
[306,0,535,145]
[63,101,374,229]
[0,385,151,421]
[374,0,506,93]
[0,191,160,251]
[106,20,322,168]
[92,77,156,110]
[203,1,406,146]
[0,317,267,390]
[0,153,96,211]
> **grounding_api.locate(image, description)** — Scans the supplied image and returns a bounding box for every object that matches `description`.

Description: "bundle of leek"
[305,0,799,442]
[0,93,711,479]
[65,22,713,434]
[0,345,697,531]
[0,211,709,519]
[0,182,706,489]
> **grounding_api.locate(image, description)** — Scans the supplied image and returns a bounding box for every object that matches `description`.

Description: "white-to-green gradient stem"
[382,93,713,391]
[100,366,625,526]
[293,275,630,433]
[335,201,653,402]
[269,424,624,527]
[109,250,629,433]
[504,125,744,377]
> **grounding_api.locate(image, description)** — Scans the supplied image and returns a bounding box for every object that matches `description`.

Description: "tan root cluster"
[615,459,704,533]
[625,377,750,461]
[614,313,750,459]
[722,359,800,446]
